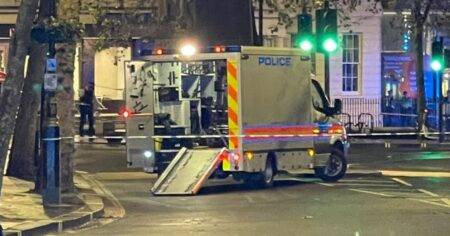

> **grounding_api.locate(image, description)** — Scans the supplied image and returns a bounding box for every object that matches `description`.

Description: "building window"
[263,36,277,47]
[342,33,361,92]
[282,37,290,47]
[262,36,290,48]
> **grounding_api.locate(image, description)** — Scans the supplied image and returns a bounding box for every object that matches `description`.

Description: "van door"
[125,61,155,172]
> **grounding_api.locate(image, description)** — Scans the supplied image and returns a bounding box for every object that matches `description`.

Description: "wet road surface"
[68,144,450,235]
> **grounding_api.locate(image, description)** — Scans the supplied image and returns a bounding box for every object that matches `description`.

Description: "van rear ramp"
[151,147,226,195]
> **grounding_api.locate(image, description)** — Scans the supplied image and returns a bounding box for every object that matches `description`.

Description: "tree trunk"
[55,43,76,192]
[55,0,80,193]
[0,0,40,195]
[7,42,46,181]
[415,22,426,135]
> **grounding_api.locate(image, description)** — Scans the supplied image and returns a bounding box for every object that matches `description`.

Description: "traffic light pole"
[431,37,445,143]
[438,71,444,143]
[325,52,330,97]
[315,0,336,98]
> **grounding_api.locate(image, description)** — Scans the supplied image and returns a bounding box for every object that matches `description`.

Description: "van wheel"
[257,156,276,188]
[315,149,347,182]
[106,138,122,145]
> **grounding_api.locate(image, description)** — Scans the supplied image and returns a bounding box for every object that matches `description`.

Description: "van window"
[311,79,328,113]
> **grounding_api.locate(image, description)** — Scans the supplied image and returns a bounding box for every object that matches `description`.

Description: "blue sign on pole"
[46,58,57,73]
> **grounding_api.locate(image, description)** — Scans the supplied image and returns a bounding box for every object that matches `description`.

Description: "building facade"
[1,0,448,128]
[0,0,254,111]
[255,1,383,126]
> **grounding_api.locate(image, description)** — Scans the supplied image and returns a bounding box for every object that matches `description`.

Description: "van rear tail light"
[214,45,226,53]
[154,48,164,55]
[119,107,133,119]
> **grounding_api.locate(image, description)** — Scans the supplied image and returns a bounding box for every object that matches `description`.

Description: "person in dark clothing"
[79,85,95,136]
[384,90,395,126]
[400,91,413,126]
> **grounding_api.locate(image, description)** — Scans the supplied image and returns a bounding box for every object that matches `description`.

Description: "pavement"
[0,172,108,236]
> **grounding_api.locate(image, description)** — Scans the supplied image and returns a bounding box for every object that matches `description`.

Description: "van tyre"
[242,156,276,188]
[315,149,347,182]
[257,156,276,188]
[106,138,122,145]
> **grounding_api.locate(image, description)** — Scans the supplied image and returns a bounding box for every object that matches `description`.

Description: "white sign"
[46,59,57,73]
[44,74,58,91]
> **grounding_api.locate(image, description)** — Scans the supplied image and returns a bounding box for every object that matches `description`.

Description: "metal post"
[42,44,60,205]
[438,71,445,143]
[325,52,330,97]
[42,100,60,205]
[258,0,263,46]
[36,80,45,192]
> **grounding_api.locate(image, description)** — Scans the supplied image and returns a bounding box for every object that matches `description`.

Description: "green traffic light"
[300,40,313,51]
[323,38,338,52]
[431,59,443,72]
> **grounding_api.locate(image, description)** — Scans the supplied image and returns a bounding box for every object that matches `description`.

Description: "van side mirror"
[333,99,342,115]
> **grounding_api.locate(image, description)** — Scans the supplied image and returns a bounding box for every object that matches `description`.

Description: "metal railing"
[339,97,381,128]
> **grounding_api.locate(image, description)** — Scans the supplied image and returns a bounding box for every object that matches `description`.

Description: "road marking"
[409,198,450,209]
[339,179,394,183]
[318,183,334,187]
[417,189,440,197]
[350,188,450,209]
[381,170,450,178]
[377,193,434,199]
[361,188,418,193]
[244,195,255,203]
[391,177,413,187]
[441,198,450,206]
[349,188,393,197]
[333,183,399,187]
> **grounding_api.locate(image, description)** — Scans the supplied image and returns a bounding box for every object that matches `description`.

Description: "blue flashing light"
[226,45,241,52]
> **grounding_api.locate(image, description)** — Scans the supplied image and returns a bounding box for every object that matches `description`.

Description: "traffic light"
[316,8,338,53]
[431,39,444,72]
[294,13,313,52]
[444,49,450,70]
[31,25,77,44]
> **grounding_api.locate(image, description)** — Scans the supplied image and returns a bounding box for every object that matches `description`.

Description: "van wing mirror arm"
[333,99,342,115]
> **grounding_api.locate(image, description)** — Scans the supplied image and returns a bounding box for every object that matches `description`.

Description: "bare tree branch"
[421,0,434,24]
